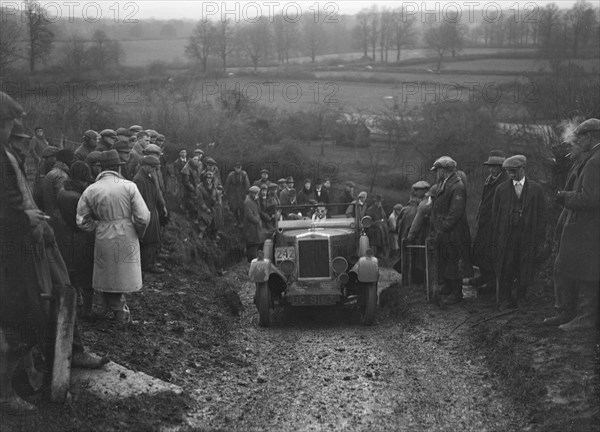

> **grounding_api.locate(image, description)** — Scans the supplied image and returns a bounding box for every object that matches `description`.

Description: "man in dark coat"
[491,155,547,309]
[430,156,471,305]
[94,129,117,152]
[338,181,355,215]
[57,162,96,317]
[365,194,389,258]
[134,156,165,274]
[74,130,99,161]
[313,178,330,204]
[252,168,271,189]
[1,93,105,414]
[224,162,251,226]
[243,186,264,262]
[544,118,600,330]
[469,151,509,292]
[180,157,202,220]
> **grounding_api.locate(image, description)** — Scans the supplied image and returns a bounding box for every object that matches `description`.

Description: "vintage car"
[248,202,379,326]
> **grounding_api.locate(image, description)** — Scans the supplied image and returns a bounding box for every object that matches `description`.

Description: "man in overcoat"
[224,162,251,226]
[430,156,471,305]
[544,118,600,330]
[469,150,509,292]
[491,155,547,309]
[243,186,264,262]
[77,150,151,323]
[365,194,389,258]
[134,156,165,274]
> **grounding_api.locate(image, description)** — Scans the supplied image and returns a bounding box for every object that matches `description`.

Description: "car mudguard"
[350,256,379,283]
[248,258,287,283]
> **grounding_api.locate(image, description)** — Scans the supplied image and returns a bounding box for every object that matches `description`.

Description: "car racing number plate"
[275,246,296,262]
[288,295,339,306]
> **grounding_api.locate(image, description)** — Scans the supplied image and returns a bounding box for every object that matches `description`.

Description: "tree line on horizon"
[1,0,598,75]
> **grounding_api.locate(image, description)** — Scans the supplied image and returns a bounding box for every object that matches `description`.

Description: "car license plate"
[275,246,296,262]
[289,295,338,306]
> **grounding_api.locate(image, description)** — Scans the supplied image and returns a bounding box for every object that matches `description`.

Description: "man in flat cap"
[225,162,251,227]
[116,127,130,142]
[279,176,295,206]
[133,156,166,274]
[75,130,100,162]
[544,118,600,330]
[469,150,509,292]
[396,181,430,280]
[276,177,287,198]
[77,150,151,322]
[338,181,355,215]
[95,129,118,152]
[365,194,389,258]
[243,186,265,262]
[253,168,271,189]
[1,93,106,413]
[429,156,471,305]
[115,140,134,180]
[491,155,547,309]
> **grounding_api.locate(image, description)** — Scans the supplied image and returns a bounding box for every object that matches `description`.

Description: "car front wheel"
[256,282,271,326]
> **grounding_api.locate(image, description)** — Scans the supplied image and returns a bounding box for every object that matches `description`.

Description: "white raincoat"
[77,171,150,293]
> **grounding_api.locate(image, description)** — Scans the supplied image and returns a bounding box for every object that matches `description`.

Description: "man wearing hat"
[180,156,203,219]
[345,190,368,219]
[204,157,222,187]
[388,203,404,258]
[279,176,295,206]
[313,178,330,204]
[276,178,287,198]
[253,168,271,189]
[95,129,118,152]
[338,181,355,215]
[129,125,143,135]
[545,118,600,330]
[115,140,134,180]
[41,149,75,214]
[243,186,265,262]
[225,162,251,227]
[429,156,471,305]
[1,93,106,414]
[469,151,509,292]
[85,150,103,179]
[116,127,131,142]
[366,194,389,258]
[134,156,166,274]
[77,150,151,323]
[491,155,547,310]
[261,183,281,235]
[75,130,100,162]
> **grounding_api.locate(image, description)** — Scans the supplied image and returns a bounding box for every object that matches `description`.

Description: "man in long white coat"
[77,150,150,323]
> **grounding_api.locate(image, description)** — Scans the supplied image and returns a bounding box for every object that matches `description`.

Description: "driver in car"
[311,203,328,222]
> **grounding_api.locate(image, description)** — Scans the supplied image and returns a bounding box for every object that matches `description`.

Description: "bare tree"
[565,0,597,56]
[186,20,215,73]
[367,5,379,61]
[391,7,418,62]
[0,19,21,74]
[273,15,298,64]
[378,8,394,62]
[23,0,54,72]
[213,19,235,71]
[88,30,122,71]
[62,32,88,72]
[353,9,370,59]
[302,17,324,63]
[235,18,271,72]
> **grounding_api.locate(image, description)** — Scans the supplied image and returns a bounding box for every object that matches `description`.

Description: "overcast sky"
[30,1,576,22]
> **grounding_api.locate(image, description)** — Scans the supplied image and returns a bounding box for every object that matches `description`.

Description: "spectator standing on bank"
[243,186,264,262]
[133,155,165,274]
[77,150,151,323]
[224,162,251,227]
[491,155,547,310]
[545,119,600,330]
[74,130,100,162]
[469,150,508,292]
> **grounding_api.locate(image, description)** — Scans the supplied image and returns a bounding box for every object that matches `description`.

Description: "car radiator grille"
[298,239,330,279]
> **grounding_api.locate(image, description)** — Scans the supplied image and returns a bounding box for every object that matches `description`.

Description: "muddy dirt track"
[185,268,529,431]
